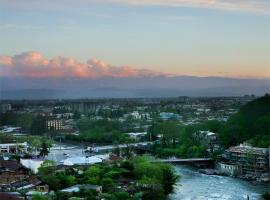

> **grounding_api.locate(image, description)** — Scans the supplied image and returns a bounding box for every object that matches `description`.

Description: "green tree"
[31,115,47,135]
[32,194,50,200]
[39,141,50,157]
[262,192,270,200]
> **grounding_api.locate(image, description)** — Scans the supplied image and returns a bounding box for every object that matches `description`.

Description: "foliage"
[262,192,270,200]
[32,194,50,200]
[37,156,178,200]
[39,140,52,157]
[70,118,130,144]
[0,112,34,130]
[31,115,47,135]
[220,95,270,147]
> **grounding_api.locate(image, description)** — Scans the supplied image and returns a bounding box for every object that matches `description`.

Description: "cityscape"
[1,0,270,200]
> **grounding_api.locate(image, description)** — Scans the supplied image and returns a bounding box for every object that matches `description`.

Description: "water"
[169,165,270,200]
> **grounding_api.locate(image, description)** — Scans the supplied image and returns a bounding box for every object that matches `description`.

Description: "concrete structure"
[0,142,28,154]
[217,162,242,176]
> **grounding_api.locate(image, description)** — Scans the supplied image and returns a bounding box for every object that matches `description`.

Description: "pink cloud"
[0,51,163,78]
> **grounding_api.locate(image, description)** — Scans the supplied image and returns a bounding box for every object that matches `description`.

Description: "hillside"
[220,94,270,148]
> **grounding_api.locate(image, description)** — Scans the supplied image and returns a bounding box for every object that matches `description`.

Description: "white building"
[0,142,28,153]
[128,132,147,141]
[61,155,104,166]
[217,162,242,176]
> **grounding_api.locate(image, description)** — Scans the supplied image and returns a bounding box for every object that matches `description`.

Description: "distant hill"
[0,76,269,99]
[220,94,270,148]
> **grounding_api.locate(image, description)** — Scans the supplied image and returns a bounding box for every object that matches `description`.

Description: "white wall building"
[0,142,28,153]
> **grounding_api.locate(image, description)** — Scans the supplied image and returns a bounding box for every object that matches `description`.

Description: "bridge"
[159,158,212,163]
[156,158,213,168]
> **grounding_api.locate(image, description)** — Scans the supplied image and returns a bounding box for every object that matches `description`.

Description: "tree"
[38,160,56,176]
[29,138,42,155]
[32,194,50,200]
[220,95,270,147]
[262,192,270,200]
[101,177,115,192]
[39,141,50,157]
[31,115,47,135]
[161,165,179,195]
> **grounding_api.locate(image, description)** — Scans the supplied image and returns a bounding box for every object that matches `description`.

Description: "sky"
[0,0,270,79]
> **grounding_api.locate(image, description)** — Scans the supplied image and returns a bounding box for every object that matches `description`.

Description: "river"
[169,165,270,200]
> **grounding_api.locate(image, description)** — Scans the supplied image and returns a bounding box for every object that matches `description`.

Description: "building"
[0,192,24,200]
[61,155,103,166]
[217,162,242,176]
[128,132,147,141]
[46,119,63,131]
[60,184,102,194]
[0,142,28,154]
[159,112,181,120]
[1,126,22,134]
[0,158,41,192]
[223,144,269,179]
[0,104,12,113]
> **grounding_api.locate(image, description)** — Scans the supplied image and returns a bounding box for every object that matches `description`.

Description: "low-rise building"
[60,184,102,194]
[0,192,24,200]
[61,155,103,166]
[159,112,181,120]
[217,162,242,176]
[127,132,147,141]
[0,142,28,154]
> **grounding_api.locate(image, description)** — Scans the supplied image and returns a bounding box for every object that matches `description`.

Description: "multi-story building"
[46,119,63,131]
[223,144,269,178]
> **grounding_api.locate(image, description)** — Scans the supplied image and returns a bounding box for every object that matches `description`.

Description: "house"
[60,184,102,194]
[0,158,41,191]
[0,159,28,191]
[127,132,147,141]
[0,192,24,200]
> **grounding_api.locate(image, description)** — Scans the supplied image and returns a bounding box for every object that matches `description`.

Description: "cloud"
[0,51,163,78]
[0,23,44,30]
[104,0,270,14]
[1,0,269,14]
